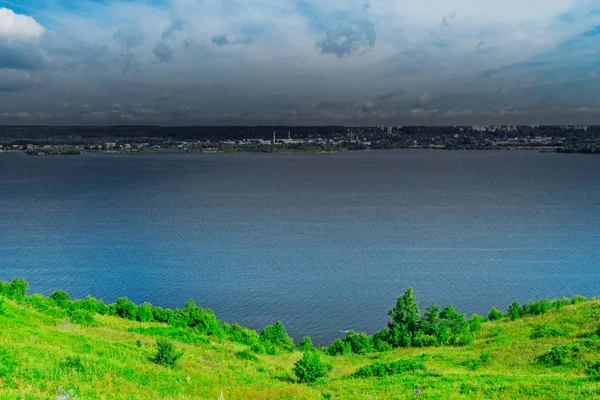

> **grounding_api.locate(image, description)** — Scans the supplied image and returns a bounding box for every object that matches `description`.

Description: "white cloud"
[0,8,45,41]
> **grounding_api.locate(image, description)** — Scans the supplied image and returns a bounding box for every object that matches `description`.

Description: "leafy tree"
[69,309,95,326]
[293,352,331,383]
[422,303,440,336]
[387,288,421,347]
[8,278,28,300]
[113,297,138,320]
[137,302,154,322]
[298,336,314,351]
[151,340,183,367]
[260,321,295,352]
[326,338,352,356]
[343,331,373,354]
[507,302,522,321]
[50,290,72,308]
[487,308,504,321]
[225,323,260,346]
[176,300,221,334]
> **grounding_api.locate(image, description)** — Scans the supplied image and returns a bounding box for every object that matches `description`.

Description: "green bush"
[260,321,295,352]
[326,338,352,356]
[0,347,18,385]
[351,359,426,378]
[176,300,221,335]
[225,323,260,346]
[151,306,173,323]
[538,345,577,367]
[298,336,314,351]
[50,290,72,308]
[60,356,85,373]
[251,343,267,355]
[343,331,373,354]
[293,352,331,383]
[70,295,109,315]
[150,340,183,367]
[587,361,600,381]
[69,309,95,326]
[463,352,491,370]
[531,324,570,339]
[524,299,552,316]
[466,314,485,334]
[0,297,5,315]
[507,302,522,321]
[487,308,504,321]
[412,332,437,347]
[235,350,258,361]
[8,278,28,300]
[0,281,9,297]
[373,337,392,352]
[387,288,421,347]
[113,297,138,320]
[137,302,155,322]
[571,295,587,305]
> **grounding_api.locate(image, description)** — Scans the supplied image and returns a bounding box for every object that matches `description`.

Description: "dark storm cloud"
[162,20,185,40]
[316,21,376,58]
[0,43,44,70]
[113,27,144,49]
[212,34,229,47]
[375,89,404,101]
[0,70,37,92]
[153,42,174,63]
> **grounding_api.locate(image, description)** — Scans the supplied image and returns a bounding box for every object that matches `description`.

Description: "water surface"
[1,150,599,344]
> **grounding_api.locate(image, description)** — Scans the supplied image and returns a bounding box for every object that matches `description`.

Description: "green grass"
[1,294,600,399]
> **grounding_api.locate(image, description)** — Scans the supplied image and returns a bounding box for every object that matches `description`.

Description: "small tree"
[507,302,522,321]
[114,297,138,320]
[298,336,314,351]
[50,290,72,308]
[487,308,504,321]
[151,340,183,367]
[260,321,295,352]
[326,338,352,356]
[387,288,421,347]
[293,352,331,383]
[8,278,28,300]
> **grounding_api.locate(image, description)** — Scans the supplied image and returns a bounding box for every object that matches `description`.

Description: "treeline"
[0,278,593,358]
[323,288,592,357]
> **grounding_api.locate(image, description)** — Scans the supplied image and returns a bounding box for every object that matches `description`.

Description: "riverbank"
[1,279,599,399]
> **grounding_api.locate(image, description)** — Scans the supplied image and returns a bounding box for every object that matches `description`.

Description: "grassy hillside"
[0,282,599,399]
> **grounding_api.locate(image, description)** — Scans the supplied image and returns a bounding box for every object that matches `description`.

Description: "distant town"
[1,125,599,155]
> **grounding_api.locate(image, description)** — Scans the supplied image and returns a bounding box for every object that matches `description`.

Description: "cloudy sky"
[0,0,599,125]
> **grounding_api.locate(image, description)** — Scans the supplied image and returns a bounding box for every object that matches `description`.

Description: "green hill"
[0,279,599,399]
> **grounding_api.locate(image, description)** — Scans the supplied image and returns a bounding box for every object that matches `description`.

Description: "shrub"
[487,308,504,321]
[298,336,314,351]
[538,345,577,367]
[70,295,109,315]
[0,281,9,297]
[551,298,570,311]
[343,331,373,355]
[466,314,485,334]
[0,347,18,385]
[8,278,28,300]
[373,337,392,352]
[260,321,295,352]
[113,297,138,320]
[225,323,260,346]
[60,356,85,373]
[587,361,600,381]
[412,332,437,347]
[69,309,95,326]
[507,302,522,321]
[571,295,587,305]
[235,350,258,361]
[151,340,183,367]
[463,352,491,370]
[452,334,474,347]
[525,299,552,316]
[293,352,331,383]
[0,297,5,315]
[326,338,352,356]
[351,359,426,379]
[137,302,154,322]
[531,324,570,339]
[176,300,221,335]
[50,290,72,308]
[151,306,173,323]
[251,343,267,355]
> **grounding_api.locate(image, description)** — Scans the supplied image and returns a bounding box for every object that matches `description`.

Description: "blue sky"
[0,0,599,125]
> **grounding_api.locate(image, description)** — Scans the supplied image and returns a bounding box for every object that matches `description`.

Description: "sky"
[0,0,599,126]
